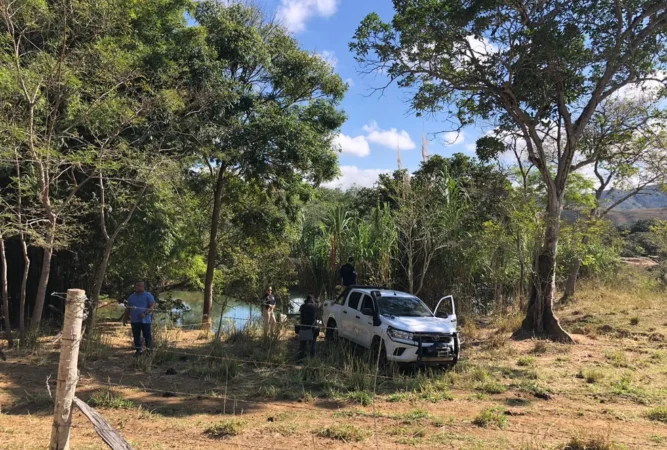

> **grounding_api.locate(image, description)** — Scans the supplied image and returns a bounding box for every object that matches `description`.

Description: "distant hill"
[562,185,667,226]
[600,185,667,210]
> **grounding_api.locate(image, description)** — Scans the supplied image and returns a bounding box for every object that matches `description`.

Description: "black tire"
[325,319,338,343]
[371,336,388,369]
[452,335,460,366]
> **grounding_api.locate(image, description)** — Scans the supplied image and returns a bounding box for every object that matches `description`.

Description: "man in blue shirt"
[122,281,156,357]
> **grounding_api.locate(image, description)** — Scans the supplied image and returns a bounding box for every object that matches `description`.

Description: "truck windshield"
[377,296,433,317]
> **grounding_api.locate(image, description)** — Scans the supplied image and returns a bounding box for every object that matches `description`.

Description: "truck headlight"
[387,327,413,341]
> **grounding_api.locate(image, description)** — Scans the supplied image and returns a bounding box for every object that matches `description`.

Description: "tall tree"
[561,95,667,300]
[0,0,190,328]
[180,2,345,326]
[351,0,667,341]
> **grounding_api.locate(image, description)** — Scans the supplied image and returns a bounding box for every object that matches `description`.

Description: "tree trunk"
[0,236,12,347]
[19,234,30,337]
[561,257,582,302]
[560,233,590,303]
[86,240,113,336]
[514,196,574,343]
[203,166,226,328]
[32,223,56,328]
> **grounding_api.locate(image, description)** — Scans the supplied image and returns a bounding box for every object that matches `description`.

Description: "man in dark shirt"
[298,294,318,362]
[339,257,357,287]
[261,286,277,336]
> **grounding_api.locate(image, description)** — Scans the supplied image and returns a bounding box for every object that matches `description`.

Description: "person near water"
[339,257,357,287]
[261,286,277,336]
[298,294,318,362]
[122,281,156,357]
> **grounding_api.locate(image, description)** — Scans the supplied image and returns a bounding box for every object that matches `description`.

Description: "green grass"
[267,423,298,436]
[397,408,433,424]
[646,407,667,423]
[204,419,247,438]
[15,392,53,410]
[604,351,630,368]
[346,390,372,406]
[579,369,605,384]
[475,380,506,394]
[472,407,507,429]
[517,356,535,367]
[316,424,371,441]
[563,436,623,450]
[417,390,453,402]
[88,389,134,409]
[387,392,412,402]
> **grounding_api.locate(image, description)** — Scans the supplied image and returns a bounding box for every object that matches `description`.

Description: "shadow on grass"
[0,321,459,419]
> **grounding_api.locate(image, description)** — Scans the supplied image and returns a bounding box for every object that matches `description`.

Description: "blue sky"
[262,0,483,189]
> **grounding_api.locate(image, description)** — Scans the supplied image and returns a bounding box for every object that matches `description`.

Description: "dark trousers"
[131,322,152,352]
[298,338,316,361]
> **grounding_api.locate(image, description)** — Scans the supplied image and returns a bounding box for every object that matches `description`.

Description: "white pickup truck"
[322,286,459,367]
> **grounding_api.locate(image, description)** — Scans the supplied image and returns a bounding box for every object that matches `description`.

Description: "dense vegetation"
[0,0,666,348]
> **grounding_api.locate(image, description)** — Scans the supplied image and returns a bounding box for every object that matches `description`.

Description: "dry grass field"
[1,268,666,449]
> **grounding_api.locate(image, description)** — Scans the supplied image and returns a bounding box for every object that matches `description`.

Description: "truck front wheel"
[370,336,388,369]
[325,319,338,343]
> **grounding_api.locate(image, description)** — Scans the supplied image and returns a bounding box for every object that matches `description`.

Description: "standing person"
[339,257,357,287]
[122,281,156,357]
[261,286,277,336]
[298,294,318,362]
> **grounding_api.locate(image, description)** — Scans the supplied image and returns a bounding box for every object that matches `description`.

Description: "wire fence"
[5,293,666,448]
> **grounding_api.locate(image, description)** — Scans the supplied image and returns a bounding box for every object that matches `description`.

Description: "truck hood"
[382,316,456,334]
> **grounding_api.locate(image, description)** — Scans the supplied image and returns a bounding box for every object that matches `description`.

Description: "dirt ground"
[1,276,666,449]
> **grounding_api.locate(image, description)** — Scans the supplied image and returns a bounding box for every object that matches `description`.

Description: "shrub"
[205,419,247,438]
[531,341,548,354]
[564,436,623,450]
[346,390,372,406]
[517,356,535,367]
[581,369,605,384]
[476,380,507,394]
[88,389,134,409]
[316,424,370,441]
[472,407,507,429]
[646,407,667,423]
[387,393,411,403]
[630,317,640,326]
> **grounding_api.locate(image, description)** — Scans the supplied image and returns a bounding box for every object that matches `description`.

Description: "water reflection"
[159,289,306,333]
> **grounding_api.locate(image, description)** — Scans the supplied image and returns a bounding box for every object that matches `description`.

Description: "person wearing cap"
[261,286,277,336]
[298,293,319,362]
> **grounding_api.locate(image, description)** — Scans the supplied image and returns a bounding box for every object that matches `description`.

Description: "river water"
[157,289,307,332]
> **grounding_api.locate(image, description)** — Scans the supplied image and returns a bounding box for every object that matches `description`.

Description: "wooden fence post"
[50,289,86,450]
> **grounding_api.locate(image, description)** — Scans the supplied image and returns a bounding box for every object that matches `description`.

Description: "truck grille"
[414,333,453,344]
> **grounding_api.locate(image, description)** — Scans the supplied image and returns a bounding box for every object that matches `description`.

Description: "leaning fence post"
[50,289,86,450]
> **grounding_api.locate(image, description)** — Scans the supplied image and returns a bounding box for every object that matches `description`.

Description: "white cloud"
[316,50,337,68]
[334,134,370,157]
[323,165,391,190]
[465,35,498,59]
[465,143,476,152]
[344,78,355,87]
[362,121,416,150]
[609,71,666,101]
[443,131,465,146]
[277,0,338,33]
